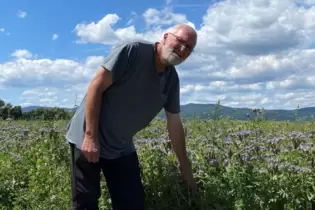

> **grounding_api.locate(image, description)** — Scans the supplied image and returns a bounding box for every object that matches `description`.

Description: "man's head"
[159,24,197,66]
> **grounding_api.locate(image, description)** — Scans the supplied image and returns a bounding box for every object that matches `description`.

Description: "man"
[66,23,198,210]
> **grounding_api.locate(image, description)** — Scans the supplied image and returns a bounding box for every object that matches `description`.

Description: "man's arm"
[82,67,113,163]
[85,42,137,138]
[163,70,187,165]
[165,110,188,166]
[85,67,112,140]
[82,42,138,162]
[165,110,197,193]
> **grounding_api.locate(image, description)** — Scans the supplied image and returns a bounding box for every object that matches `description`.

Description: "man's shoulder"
[112,40,154,51]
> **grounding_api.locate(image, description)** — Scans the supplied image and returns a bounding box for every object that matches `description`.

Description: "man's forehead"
[174,29,197,44]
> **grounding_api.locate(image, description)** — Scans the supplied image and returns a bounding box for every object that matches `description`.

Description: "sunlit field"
[1,116,315,210]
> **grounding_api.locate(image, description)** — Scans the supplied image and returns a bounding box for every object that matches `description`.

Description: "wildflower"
[267,136,283,144]
[225,136,231,144]
[207,157,219,168]
[244,145,255,151]
[238,130,250,136]
[224,158,230,167]
[8,152,22,162]
[289,131,306,139]
[298,142,314,152]
[136,138,158,143]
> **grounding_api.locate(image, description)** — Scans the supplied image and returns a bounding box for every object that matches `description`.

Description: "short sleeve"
[101,42,138,83]
[164,71,181,114]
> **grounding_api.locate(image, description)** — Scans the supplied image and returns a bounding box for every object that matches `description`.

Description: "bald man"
[66,24,198,210]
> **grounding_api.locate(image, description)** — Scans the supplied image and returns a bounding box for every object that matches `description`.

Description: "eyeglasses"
[168,32,194,54]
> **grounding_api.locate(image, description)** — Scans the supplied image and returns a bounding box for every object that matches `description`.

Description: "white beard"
[161,47,182,66]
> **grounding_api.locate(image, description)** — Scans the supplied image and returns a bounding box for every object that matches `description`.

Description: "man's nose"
[179,44,186,52]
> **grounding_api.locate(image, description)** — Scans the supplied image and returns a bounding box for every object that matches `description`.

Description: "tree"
[11,106,22,120]
[0,99,5,107]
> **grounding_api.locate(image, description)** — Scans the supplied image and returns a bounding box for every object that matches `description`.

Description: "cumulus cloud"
[198,0,314,55]
[126,11,139,26]
[1,52,104,88]
[142,7,187,27]
[20,87,80,108]
[2,0,315,109]
[17,10,27,18]
[73,6,194,45]
[11,49,33,59]
[18,85,89,108]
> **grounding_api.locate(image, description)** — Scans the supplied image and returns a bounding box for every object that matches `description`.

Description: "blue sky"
[0,0,209,62]
[1,0,315,110]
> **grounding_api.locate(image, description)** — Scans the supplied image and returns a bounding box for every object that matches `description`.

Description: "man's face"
[160,28,196,66]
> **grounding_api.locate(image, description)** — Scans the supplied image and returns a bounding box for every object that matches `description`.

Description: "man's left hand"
[180,162,197,194]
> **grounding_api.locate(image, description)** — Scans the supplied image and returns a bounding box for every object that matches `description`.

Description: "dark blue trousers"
[70,143,145,210]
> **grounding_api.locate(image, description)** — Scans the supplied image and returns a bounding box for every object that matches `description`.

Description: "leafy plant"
[0,116,315,209]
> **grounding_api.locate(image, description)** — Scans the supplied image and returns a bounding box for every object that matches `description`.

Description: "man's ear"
[162,33,168,42]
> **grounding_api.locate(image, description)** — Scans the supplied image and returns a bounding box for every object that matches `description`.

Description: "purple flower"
[136,138,157,143]
[207,158,219,168]
[298,142,314,152]
[289,131,306,139]
[225,136,232,144]
[267,137,283,144]
[8,152,22,162]
[238,130,251,136]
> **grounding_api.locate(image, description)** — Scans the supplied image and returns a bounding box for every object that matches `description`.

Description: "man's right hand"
[81,66,112,163]
[81,135,99,163]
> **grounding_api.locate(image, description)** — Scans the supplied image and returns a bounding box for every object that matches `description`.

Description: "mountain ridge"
[21,104,315,121]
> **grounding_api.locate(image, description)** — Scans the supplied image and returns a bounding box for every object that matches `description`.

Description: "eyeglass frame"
[167,32,195,54]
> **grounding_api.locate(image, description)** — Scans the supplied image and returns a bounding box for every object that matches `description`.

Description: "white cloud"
[17,10,27,18]
[21,88,60,107]
[74,14,121,44]
[0,28,10,35]
[73,6,194,45]
[52,34,59,40]
[2,0,315,109]
[1,53,104,88]
[11,49,32,59]
[126,11,138,26]
[19,86,87,108]
[142,7,188,27]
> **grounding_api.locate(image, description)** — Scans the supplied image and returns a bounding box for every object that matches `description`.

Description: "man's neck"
[155,42,167,73]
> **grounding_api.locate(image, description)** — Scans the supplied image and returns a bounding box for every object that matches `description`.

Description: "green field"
[1,117,315,210]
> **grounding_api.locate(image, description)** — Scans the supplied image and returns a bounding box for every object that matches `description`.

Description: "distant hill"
[21,104,315,121]
[22,106,75,112]
[175,103,315,121]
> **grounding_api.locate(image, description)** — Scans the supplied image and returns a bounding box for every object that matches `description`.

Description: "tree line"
[0,99,75,121]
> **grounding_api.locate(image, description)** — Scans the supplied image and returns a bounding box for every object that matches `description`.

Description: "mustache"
[171,51,181,60]
[165,48,181,58]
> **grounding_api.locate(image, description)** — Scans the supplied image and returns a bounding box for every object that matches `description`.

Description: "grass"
[1,117,315,209]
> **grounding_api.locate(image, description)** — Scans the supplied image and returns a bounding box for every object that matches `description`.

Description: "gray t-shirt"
[66,40,180,159]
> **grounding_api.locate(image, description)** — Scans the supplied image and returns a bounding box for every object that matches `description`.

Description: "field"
[1,117,315,210]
